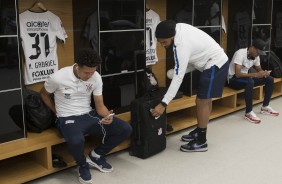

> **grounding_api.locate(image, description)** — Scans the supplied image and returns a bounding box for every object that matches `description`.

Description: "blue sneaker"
[78,164,93,184]
[86,154,113,173]
[180,140,208,152]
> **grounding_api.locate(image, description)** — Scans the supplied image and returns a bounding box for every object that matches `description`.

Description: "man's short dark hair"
[155,20,176,39]
[75,48,102,67]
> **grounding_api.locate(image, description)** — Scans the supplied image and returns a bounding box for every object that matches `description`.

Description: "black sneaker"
[78,164,93,184]
[52,154,67,168]
[86,154,113,173]
[180,140,208,152]
[181,129,198,142]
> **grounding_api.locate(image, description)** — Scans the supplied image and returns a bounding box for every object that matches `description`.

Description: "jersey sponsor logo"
[32,69,54,77]
[26,21,49,27]
[146,55,156,61]
[27,27,48,31]
[26,21,49,31]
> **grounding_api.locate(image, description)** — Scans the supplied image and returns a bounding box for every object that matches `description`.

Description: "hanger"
[146,3,150,12]
[29,1,47,12]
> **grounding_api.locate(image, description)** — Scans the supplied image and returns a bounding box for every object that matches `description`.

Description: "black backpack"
[269,51,282,78]
[23,87,56,133]
[261,51,282,78]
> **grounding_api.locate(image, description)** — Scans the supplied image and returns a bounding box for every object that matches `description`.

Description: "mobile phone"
[102,113,115,120]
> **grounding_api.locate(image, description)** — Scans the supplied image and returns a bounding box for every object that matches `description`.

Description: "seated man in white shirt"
[228,40,279,123]
[40,48,132,184]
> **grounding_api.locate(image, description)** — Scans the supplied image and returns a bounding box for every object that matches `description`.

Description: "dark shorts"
[197,61,229,99]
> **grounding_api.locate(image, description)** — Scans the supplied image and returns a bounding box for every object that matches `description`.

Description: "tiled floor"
[27,96,282,184]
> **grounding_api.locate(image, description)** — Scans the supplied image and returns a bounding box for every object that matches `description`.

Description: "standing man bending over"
[40,48,132,184]
[151,20,229,152]
[228,40,279,124]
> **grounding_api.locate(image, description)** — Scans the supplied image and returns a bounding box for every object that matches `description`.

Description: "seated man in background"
[228,40,279,123]
[40,48,132,184]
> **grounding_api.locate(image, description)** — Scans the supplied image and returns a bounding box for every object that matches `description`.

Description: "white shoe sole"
[78,177,93,184]
[180,147,208,152]
[181,137,194,142]
[260,111,279,116]
[86,156,113,173]
[244,117,261,123]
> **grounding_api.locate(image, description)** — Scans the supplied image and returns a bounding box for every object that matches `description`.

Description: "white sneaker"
[261,106,279,116]
[244,111,261,123]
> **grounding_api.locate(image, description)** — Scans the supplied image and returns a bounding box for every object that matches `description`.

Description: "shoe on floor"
[52,154,67,168]
[78,164,93,184]
[181,129,198,142]
[86,154,113,173]
[261,106,279,116]
[180,140,208,152]
[244,111,261,123]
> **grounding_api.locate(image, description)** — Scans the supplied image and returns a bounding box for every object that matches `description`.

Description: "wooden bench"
[0,78,281,184]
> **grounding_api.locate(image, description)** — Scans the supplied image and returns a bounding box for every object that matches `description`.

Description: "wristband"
[161,101,167,107]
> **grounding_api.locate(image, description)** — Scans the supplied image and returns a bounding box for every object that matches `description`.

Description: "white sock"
[91,150,100,158]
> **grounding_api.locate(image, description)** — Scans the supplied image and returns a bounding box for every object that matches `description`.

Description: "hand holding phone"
[263,70,272,78]
[102,113,115,121]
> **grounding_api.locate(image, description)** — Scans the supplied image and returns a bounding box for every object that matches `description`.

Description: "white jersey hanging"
[20,10,67,85]
[146,9,160,66]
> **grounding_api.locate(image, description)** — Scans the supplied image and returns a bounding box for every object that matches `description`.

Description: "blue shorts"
[197,61,229,99]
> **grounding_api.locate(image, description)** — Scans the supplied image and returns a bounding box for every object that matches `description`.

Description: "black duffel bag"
[23,87,55,133]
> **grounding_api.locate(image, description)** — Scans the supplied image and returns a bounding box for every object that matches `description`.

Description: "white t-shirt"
[44,65,103,117]
[19,10,67,85]
[228,48,260,79]
[163,23,228,104]
[146,9,160,65]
